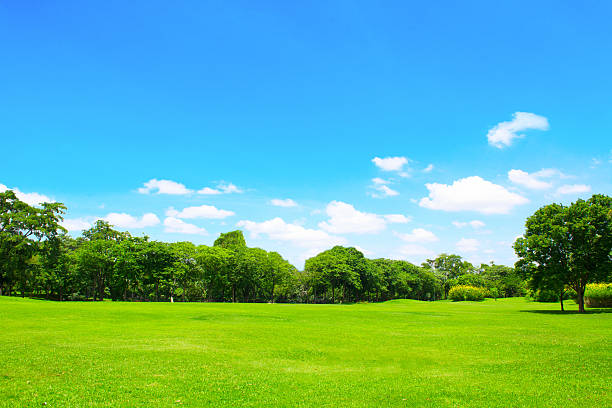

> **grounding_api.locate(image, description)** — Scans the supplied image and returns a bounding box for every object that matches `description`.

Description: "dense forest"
[0,189,528,303]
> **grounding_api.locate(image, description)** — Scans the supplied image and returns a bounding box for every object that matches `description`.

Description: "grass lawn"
[0,297,610,407]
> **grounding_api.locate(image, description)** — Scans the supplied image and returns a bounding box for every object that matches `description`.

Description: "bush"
[448,285,485,301]
[584,283,612,308]
[527,288,577,302]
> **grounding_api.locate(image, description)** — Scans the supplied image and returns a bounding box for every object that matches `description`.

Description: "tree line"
[0,189,527,303]
[3,189,608,309]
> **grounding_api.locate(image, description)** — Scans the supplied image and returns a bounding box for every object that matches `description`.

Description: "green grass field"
[0,297,610,407]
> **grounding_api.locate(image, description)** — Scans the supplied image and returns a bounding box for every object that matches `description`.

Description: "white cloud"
[237,217,345,249]
[452,220,486,229]
[370,184,399,198]
[556,184,591,195]
[138,179,192,195]
[423,164,434,173]
[197,182,243,195]
[419,176,529,214]
[372,156,409,172]
[270,198,298,208]
[197,187,222,195]
[163,217,207,235]
[394,228,438,243]
[384,214,411,223]
[487,112,549,148]
[61,218,92,232]
[508,169,552,190]
[456,238,480,252]
[165,205,234,219]
[372,178,389,185]
[104,212,160,229]
[319,201,388,234]
[0,183,53,206]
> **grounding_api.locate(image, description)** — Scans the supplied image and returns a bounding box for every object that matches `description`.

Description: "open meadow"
[0,297,610,407]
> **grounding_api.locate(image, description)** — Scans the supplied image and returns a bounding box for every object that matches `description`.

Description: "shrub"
[448,285,485,301]
[527,288,577,302]
[584,283,612,308]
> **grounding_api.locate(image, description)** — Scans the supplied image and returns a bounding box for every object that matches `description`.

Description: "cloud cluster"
[198,182,242,195]
[138,179,242,195]
[318,201,407,234]
[0,183,53,206]
[452,220,485,229]
[104,212,160,229]
[270,198,298,207]
[369,178,399,198]
[137,179,192,195]
[394,228,438,243]
[419,176,529,214]
[164,217,207,235]
[166,205,234,219]
[487,112,549,148]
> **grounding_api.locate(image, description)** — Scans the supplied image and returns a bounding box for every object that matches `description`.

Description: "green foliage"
[448,285,486,301]
[515,194,612,312]
[584,283,612,307]
[213,230,247,251]
[527,288,577,302]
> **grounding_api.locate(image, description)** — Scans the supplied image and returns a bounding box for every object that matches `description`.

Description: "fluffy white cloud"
[166,205,234,219]
[0,183,53,206]
[419,176,529,214]
[508,169,552,190]
[319,201,388,234]
[394,228,438,243]
[138,179,192,195]
[384,214,411,223]
[372,156,409,172]
[61,218,92,232]
[270,198,298,207]
[237,217,345,249]
[487,112,549,148]
[456,238,479,252]
[423,164,434,173]
[197,182,243,195]
[556,184,591,195]
[163,217,207,235]
[104,212,160,229]
[452,220,486,229]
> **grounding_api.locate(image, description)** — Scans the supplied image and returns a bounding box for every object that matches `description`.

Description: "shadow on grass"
[521,309,612,315]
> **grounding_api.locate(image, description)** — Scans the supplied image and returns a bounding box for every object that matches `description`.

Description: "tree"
[515,194,612,312]
[0,190,66,296]
[213,230,247,251]
[424,254,473,298]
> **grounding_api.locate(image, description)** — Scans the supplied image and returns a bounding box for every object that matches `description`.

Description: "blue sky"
[1,1,611,267]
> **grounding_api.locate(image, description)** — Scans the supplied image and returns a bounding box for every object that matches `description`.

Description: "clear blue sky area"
[1,1,611,267]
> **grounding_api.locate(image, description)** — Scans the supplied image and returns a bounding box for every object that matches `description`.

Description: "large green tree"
[0,190,66,296]
[515,194,612,312]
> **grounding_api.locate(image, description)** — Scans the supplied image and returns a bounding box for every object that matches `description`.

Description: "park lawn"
[0,297,610,407]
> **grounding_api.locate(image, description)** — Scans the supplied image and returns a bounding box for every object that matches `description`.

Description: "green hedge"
[448,285,485,301]
[585,283,612,308]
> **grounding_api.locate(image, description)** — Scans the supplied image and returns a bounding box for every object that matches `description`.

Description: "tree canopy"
[514,194,612,312]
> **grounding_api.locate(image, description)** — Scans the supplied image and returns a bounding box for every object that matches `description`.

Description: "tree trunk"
[331,285,335,304]
[559,289,565,311]
[577,287,585,313]
[232,285,236,303]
